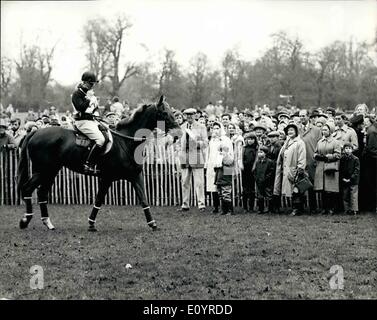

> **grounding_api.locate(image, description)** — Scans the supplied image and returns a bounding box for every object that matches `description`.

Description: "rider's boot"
[84,144,103,174]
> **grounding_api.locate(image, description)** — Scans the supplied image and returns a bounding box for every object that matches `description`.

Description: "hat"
[259,146,269,154]
[317,113,328,119]
[343,142,353,149]
[105,111,117,117]
[267,131,280,137]
[183,108,197,115]
[290,111,299,118]
[244,131,257,140]
[309,110,320,118]
[326,107,336,116]
[254,124,267,132]
[350,114,364,126]
[81,71,99,83]
[278,119,288,126]
[315,117,327,126]
[277,112,290,121]
[323,121,336,134]
[284,123,299,136]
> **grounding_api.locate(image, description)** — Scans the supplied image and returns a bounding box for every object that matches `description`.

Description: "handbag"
[293,170,313,194]
[324,161,339,174]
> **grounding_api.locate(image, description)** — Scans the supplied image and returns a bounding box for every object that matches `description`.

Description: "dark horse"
[18,96,181,231]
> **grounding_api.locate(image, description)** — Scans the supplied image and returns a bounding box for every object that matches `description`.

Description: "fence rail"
[0,146,245,207]
[0,146,318,209]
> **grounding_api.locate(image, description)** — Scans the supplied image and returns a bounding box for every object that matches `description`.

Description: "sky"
[1,0,376,86]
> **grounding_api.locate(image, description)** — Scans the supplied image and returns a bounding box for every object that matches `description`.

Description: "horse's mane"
[116,103,153,130]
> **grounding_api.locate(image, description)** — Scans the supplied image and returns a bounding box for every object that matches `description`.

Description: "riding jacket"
[71,84,95,121]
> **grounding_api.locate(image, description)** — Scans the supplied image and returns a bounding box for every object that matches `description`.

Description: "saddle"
[73,124,113,155]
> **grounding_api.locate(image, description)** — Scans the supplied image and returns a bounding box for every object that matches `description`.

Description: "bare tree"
[14,43,55,103]
[83,14,139,97]
[1,57,13,102]
[188,52,209,107]
[83,18,112,82]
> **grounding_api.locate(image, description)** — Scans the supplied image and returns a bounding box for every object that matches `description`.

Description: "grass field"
[0,205,376,300]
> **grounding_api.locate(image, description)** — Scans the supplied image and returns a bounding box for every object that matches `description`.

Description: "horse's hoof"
[88,225,97,232]
[151,225,158,231]
[19,218,29,229]
[42,218,55,230]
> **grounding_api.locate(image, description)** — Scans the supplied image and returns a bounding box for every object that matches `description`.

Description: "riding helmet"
[81,71,99,83]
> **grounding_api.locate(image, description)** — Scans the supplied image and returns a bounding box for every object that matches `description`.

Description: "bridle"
[93,104,174,142]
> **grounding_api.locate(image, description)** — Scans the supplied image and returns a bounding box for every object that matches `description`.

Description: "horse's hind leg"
[19,173,42,229]
[37,171,59,230]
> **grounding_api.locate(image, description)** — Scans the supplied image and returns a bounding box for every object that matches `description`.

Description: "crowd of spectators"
[172,101,377,216]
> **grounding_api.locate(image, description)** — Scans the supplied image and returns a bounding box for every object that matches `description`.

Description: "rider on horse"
[72,71,105,173]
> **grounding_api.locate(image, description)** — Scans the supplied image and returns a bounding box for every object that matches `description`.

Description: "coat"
[267,140,283,162]
[230,134,244,174]
[273,136,306,197]
[179,121,208,169]
[339,154,360,186]
[313,136,341,192]
[364,123,377,159]
[214,136,234,186]
[206,135,224,192]
[255,157,275,189]
[301,123,322,179]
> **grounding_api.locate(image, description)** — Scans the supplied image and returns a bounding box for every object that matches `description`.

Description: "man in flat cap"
[0,118,16,152]
[299,108,322,213]
[333,112,358,152]
[178,108,208,212]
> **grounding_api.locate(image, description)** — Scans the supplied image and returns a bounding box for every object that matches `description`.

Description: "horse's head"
[155,95,182,139]
[115,95,182,141]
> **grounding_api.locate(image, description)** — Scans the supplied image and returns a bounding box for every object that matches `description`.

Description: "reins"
[93,113,171,143]
[93,116,147,142]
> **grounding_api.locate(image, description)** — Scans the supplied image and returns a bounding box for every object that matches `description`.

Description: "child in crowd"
[255,146,276,214]
[214,137,235,215]
[240,132,259,213]
[339,142,360,215]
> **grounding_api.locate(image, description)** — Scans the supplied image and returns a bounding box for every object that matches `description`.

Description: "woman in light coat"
[273,123,306,215]
[313,122,341,215]
[227,122,245,174]
[205,121,230,213]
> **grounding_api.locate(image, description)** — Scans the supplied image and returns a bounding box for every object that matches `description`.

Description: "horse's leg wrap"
[143,206,157,230]
[39,201,48,218]
[20,197,34,229]
[24,197,33,214]
[89,205,101,224]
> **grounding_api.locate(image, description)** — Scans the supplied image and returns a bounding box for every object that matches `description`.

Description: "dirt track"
[0,205,376,299]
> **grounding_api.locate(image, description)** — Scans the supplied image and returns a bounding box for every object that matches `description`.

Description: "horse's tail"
[17,130,37,195]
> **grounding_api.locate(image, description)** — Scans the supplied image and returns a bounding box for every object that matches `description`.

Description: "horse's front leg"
[88,178,112,232]
[132,173,157,231]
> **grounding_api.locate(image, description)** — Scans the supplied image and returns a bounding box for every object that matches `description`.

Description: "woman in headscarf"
[313,122,341,215]
[205,121,229,213]
[227,122,245,174]
[273,122,306,216]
